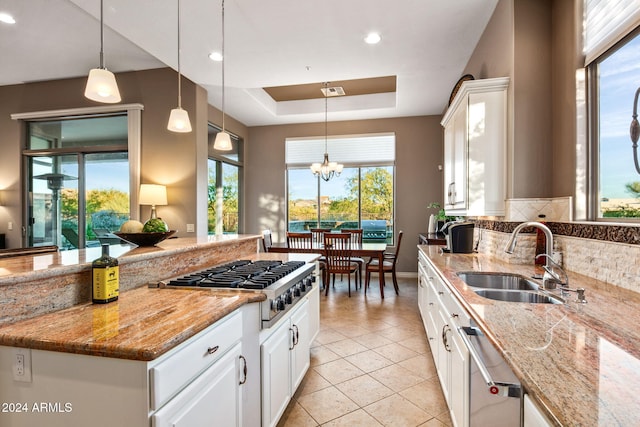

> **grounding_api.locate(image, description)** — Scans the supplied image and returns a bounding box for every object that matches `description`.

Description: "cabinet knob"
[206,345,219,355]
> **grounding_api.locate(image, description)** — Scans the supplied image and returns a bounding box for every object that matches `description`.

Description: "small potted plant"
[428,202,451,233]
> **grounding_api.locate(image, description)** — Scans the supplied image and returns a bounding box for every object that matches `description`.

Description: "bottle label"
[93,266,120,303]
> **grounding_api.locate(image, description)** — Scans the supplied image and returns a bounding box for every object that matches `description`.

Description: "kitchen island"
[418,245,640,427]
[0,236,320,427]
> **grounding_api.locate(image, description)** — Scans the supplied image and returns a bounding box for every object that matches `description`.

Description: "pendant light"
[84,0,121,103]
[310,82,343,181]
[167,0,192,133]
[213,0,232,150]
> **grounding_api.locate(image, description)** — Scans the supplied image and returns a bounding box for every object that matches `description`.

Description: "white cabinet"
[524,394,553,427]
[418,251,470,427]
[0,306,258,427]
[152,342,243,427]
[441,77,509,217]
[260,284,318,427]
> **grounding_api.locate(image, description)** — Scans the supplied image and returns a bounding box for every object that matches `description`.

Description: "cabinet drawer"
[150,311,242,410]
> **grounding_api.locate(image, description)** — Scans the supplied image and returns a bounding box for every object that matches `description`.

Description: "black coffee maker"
[441,222,475,253]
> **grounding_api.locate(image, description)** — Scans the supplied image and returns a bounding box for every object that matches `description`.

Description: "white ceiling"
[1,0,498,127]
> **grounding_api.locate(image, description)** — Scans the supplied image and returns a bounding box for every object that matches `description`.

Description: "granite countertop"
[419,245,640,427]
[0,251,318,361]
[0,287,265,361]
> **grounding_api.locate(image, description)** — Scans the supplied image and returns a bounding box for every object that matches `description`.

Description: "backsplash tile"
[475,225,640,293]
[505,197,572,222]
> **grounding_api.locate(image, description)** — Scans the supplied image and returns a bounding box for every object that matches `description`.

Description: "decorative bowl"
[114,230,176,247]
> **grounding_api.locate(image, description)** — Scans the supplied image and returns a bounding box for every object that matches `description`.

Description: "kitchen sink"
[457,272,540,291]
[457,272,563,304]
[472,289,563,304]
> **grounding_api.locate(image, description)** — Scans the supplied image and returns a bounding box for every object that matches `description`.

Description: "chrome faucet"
[504,221,561,289]
[504,221,587,302]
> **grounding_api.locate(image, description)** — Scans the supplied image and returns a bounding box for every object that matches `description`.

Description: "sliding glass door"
[24,114,129,249]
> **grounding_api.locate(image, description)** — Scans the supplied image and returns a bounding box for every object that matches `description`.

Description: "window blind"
[584,0,640,65]
[285,133,395,166]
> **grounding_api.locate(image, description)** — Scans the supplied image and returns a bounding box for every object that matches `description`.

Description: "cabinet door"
[417,261,429,322]
[452,100,467,210]
[467,91,506,216]
[443,120,455,207]
[524,394,553,427]
[436,304,452,404]
[425,280,439,356]
[152,343,242,427]
[449,328,469,427]
[290,299,310,391]
[261,321,293,427]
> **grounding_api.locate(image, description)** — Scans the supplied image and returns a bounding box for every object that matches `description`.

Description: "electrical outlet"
[8,221,13,231]
[15,354,24,376]
[186,223,194,233]
[13,349,32,382]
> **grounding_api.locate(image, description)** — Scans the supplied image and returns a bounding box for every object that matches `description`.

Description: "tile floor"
[277,276,453,427]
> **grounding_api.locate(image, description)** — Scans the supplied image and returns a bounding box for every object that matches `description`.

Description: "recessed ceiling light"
[364,32,381,44]
[0,12,16,24]
[208,51,223,62]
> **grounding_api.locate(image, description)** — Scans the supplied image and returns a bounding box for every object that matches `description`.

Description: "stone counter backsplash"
[0,236,259,325]
[474,220,640,293]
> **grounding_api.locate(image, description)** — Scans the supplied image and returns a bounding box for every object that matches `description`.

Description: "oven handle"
[459,326,497,387]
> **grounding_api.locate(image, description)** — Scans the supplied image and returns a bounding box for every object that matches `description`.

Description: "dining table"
[268,241,391,298]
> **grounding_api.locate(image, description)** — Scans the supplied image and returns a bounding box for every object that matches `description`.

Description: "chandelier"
[310,82,343,181]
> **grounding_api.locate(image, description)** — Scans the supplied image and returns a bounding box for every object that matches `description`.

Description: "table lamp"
[139,184,167,220]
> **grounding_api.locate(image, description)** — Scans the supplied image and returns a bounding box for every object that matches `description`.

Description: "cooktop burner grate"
[168,260,307,289]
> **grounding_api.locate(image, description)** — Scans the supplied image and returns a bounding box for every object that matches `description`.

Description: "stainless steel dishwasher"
[460,326,522,427]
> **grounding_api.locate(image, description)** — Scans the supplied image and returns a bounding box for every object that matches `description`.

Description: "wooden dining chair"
[365,230,403,296]
[341,228,365,287]
[323,233,359,297]
[286,232,313,250]
[261,229,273,252]
[287,231,328,289]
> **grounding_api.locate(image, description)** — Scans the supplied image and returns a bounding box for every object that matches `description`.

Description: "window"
[286,133,395,244]
[590,29,640,219]
[207,124,243,234]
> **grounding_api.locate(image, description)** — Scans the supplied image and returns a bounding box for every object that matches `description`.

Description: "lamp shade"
[167,107,192,133]
[214,131,233,151]
[139,184,167,206]
[84,68,121,103]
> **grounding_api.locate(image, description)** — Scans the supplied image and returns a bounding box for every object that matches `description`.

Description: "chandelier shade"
[84,0,121,104]
[213,0,232,151]
[167,0,192,133]
[310,82,343,181]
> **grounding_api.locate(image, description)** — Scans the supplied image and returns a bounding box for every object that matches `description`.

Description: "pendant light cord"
[99,0,105,69]
[177,0,182,108]
[324,82,328,155]
[221,0,226,132]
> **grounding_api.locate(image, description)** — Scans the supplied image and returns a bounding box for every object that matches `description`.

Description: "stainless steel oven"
[460,326,522,427]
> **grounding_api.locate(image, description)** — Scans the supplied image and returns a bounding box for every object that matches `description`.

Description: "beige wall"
[245,116,444,273]
[463,0,555,200]
[0,68,219,247]
[550,0,581,200]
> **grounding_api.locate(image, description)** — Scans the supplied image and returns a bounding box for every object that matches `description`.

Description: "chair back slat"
[324,233,353,273]
[287,232,313,249]
[311,228,331,244]
[340,228,363,244]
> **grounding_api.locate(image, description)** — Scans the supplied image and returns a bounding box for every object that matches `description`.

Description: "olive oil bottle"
[92,244,119,304]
